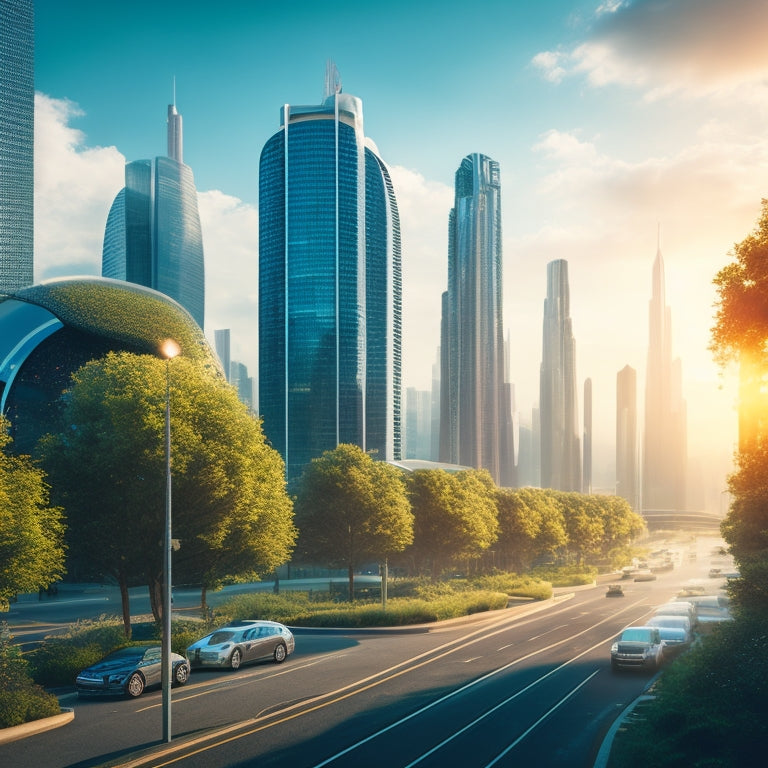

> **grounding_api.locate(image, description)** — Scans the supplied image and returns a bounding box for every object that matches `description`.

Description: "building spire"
[323,60,342,101]
[167,78,183,163]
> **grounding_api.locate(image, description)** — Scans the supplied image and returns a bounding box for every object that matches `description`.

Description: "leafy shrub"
[610,611,768,767]
[530,565,596,587]
[0,625,60,728]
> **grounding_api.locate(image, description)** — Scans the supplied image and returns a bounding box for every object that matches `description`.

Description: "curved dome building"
[0,276,221,454]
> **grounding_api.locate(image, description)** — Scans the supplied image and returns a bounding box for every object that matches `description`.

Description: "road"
[0,536,727,768]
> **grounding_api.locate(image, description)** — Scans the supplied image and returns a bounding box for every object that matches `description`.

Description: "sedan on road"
[186,619,295,670]
[76,645,190,698]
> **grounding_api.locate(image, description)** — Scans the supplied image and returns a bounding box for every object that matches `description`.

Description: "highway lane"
[1,538,724,768]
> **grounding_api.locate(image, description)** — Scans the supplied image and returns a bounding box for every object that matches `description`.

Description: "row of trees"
[1,349,645,636]
[293,443,646,598]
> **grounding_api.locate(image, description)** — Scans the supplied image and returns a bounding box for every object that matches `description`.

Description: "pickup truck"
[610,626,665,672]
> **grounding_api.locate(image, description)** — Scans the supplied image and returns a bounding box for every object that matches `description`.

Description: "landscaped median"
[0,707,74,746]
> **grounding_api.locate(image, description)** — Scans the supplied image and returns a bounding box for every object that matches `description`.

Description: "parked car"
[186,619,295,670]
[646,614,693,641]
[656,626,693,659]
[76,645,190,698]
[610,626,665,672]
[654,601,697,627]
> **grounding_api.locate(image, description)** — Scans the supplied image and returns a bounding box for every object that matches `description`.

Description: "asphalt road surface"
[0,535,728,768]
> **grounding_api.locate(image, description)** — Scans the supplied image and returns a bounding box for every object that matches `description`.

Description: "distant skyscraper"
[102,101,205,328]
[439,153,513,484]
[643,237,687,510]
[214,329,231,382]
[583,378,592,494]
[540,259,581,492]
[616,364,638,510]
[258,63,402,478]
[405,387,432,459]
[230,359,255,411]
[0,0,34,292]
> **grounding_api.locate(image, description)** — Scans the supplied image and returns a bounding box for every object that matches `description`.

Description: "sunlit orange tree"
[711,198,768,612]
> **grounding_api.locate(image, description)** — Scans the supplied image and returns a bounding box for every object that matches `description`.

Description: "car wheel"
[273,642,287,664]
[173,663,189,686]
[229,648,242,669]
[126,672,145,698]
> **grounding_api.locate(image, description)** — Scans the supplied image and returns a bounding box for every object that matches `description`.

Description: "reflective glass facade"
[440,154,511,485]
[102,109,205,328]
[259,88,401,479]
[0,0,34,292]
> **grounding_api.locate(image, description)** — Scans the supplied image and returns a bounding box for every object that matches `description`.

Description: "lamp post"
[160,339,180,743]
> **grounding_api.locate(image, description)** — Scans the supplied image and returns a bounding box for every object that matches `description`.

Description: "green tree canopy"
[38,351,295,632]
[0,418,65,610]
[293,444,413,599]
[407,468,499,578]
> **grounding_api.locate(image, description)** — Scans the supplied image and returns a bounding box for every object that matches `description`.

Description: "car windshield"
[208,631,235,644]
[620,629,652,642]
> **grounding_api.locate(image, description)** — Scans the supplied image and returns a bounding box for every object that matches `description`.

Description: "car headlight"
[610,643,618,653]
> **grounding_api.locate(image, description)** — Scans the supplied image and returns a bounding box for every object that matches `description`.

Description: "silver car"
[186,619,295,670]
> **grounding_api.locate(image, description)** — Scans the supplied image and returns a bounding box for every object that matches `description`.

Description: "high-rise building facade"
[439,153,513,485]
[616,364,638,510]
[643,240,687,510]
[258,64,402,479]
[583,378,592,494]
[214,329,231,382]
[540,259,581,492]
[102,102,205,328]
[0,0,34,292]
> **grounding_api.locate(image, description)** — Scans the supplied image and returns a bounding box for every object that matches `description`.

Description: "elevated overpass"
[642,508,723,532]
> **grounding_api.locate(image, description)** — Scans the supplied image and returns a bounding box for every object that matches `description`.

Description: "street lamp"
[160,338,180,743]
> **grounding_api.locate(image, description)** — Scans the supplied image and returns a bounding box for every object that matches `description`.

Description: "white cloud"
[388,165,453,391]
[534,0,768,100]
[34,93,125,280]
[198,190,259,373]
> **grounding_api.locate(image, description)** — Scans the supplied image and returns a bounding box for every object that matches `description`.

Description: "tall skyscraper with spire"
[0,0,34,292]
[258,63,402,479]
[643,236,687,510]
[540,259,581,492]
[102,99,205,328]
[439,153,513,485]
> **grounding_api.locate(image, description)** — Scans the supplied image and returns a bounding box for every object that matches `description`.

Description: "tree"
[407,469,499,578]
[494,487,568,572]
[38,352,295,634]
[711,200,768,613]
[293,444,413,600]
[0,418,66,611]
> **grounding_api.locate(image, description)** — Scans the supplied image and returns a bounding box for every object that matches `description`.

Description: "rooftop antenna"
[323,59,341,100]
[167,77,182,163]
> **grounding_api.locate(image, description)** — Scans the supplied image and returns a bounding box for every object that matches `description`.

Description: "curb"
[0,707,74,746]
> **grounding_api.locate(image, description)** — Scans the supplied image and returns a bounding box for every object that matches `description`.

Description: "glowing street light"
[160,338,180,743]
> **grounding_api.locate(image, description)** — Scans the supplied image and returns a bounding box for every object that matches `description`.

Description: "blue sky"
[32,0,768,507]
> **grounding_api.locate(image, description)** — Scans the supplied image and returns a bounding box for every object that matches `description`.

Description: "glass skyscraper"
[0,0,34,292]
[102,102,205,328]
[540,258,581,492]
[258,64,402,479]
[439,153,513,485]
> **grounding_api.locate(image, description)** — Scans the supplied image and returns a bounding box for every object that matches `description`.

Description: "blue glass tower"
[258,64,402,479]
[102,102,205,328]
[440,154,512,485]
[0,0,34,292]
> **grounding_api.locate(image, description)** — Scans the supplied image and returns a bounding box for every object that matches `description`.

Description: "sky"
[32,0,768,510]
